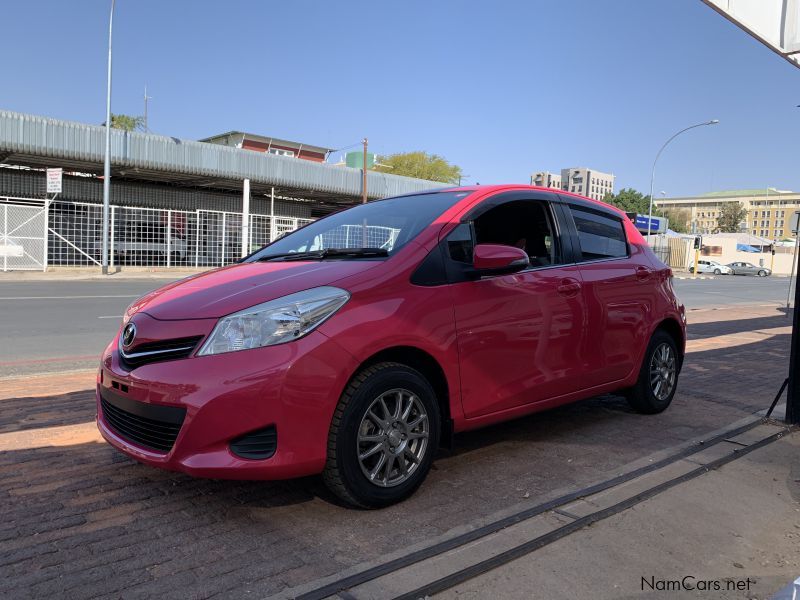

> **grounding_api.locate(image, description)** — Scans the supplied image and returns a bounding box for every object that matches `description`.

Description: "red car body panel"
[128,260,383,320]
[97,185,685,480]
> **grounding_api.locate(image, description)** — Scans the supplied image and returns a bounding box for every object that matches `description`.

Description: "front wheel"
[758,270,767,277]
[323,362,440,508]
[713,268,721,275]
[626,331,680,414]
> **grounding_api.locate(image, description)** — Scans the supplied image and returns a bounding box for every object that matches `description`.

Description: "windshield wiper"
[256,247,389,262]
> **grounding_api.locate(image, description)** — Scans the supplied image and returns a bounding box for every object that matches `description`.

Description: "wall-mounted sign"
[46,168,63,194]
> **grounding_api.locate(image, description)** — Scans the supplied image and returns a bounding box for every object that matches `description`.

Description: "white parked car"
[689,259,732,275]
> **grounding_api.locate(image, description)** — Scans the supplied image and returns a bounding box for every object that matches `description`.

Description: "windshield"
[246,190,472,261]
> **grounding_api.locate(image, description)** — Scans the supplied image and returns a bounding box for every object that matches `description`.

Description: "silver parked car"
[689,259,732,275]
[726,261,771,277]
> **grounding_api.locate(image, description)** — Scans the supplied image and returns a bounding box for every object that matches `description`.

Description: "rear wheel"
[626,331,679,414]
[688,267,694,273]
[323,362,440,508]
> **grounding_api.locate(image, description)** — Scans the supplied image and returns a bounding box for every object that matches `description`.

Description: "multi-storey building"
[530,171,562,190]
[560,167,615,201]
[200,131,333,163]
[656,188,800,239]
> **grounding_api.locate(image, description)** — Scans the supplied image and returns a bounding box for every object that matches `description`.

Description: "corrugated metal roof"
[0,110,448,201]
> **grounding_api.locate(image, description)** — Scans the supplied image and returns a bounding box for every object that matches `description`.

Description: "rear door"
[447,193,587,419]
[561,201,652,389]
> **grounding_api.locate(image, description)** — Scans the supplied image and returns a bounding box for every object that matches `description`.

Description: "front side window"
[446,223,474,264]
[472,200,560,267]
[246,191,473,261]
[569,206,628,261]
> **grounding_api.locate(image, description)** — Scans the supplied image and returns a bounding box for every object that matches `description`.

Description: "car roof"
[439,184,627,216]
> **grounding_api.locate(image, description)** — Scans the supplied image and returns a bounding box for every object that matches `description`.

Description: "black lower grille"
[100,387,185,453]
[230,426,277,460]
[119,336,203,370]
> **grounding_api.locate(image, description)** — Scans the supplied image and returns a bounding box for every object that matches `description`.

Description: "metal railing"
[39,199,318,270]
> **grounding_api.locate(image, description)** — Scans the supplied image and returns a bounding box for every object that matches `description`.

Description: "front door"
[446,197,587,419]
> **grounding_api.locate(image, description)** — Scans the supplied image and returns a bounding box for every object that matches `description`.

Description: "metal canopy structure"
[0,110,448,204]
[701,0,800,68]
[700,0,800,424]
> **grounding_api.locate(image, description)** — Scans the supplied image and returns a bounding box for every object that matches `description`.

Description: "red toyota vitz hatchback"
[97,185,685,508]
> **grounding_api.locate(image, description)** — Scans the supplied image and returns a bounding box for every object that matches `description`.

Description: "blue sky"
[3,0,800,197]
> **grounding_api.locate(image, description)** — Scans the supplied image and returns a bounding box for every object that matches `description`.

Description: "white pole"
[166,210,172,267]
[101,0,115,275]
[270,186,275,242]
[109,205,115,270]
[42,199,49,272]
[241,179,250,258]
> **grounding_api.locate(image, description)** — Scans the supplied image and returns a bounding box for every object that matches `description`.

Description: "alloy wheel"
[649,343,676,401]
[356,388,429,487]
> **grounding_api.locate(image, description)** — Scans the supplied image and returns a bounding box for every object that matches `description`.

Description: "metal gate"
[1,197,48,271]
[2,196,320,271]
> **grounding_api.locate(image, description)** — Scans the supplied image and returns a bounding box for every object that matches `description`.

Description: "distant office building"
[530,171,562,190]
[657,188,800,239]
[561,167,615,201]
[200,131,333,163]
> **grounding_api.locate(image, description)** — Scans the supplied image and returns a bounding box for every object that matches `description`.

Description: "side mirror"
[472,244,529,276]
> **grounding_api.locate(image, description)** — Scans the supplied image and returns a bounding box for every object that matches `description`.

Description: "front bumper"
[97,327,359,480]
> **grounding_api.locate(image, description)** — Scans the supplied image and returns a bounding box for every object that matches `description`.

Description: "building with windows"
[530,171,562,190]
[560,167,615,201]
[656,188,800,239]
[200,131,334,163]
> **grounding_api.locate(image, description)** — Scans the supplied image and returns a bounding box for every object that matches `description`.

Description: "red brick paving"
[0,305,792,598]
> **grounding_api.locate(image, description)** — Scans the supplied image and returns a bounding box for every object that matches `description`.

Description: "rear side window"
[569,206,628,261]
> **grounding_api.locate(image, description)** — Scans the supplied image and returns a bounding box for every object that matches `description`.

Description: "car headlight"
[197,286,350,356]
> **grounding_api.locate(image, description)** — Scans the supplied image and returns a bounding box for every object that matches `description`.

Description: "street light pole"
[647,120,719,241]
[101,0,116,275]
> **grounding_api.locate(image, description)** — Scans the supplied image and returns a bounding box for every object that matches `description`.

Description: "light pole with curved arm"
[647,119,719,239]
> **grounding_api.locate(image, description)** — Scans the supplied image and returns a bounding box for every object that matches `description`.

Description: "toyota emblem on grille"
[122,323,137,347]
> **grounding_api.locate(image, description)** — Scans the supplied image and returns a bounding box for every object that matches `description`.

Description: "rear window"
[569,206,628,261]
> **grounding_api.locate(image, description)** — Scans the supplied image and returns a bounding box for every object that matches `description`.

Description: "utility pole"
[101,0,115,275]
[143,85,152,132]
[362,138,368,204]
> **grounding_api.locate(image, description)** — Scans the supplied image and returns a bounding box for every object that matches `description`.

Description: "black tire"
[322,362,440,508]
[758,270,767,277]
[688,267,694,273]
[626,330,680,415]
[713,268,721,275]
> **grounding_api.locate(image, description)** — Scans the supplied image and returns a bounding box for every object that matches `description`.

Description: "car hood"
[131,260,381,320]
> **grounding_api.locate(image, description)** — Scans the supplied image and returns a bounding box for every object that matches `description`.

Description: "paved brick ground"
[0,305,792,599]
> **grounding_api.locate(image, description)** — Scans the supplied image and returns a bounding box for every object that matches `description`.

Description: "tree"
[104,114,145,131]
[602,188,660,216]
[661,208,691,233]
[716,201,747,233]
[374,151,462,184]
